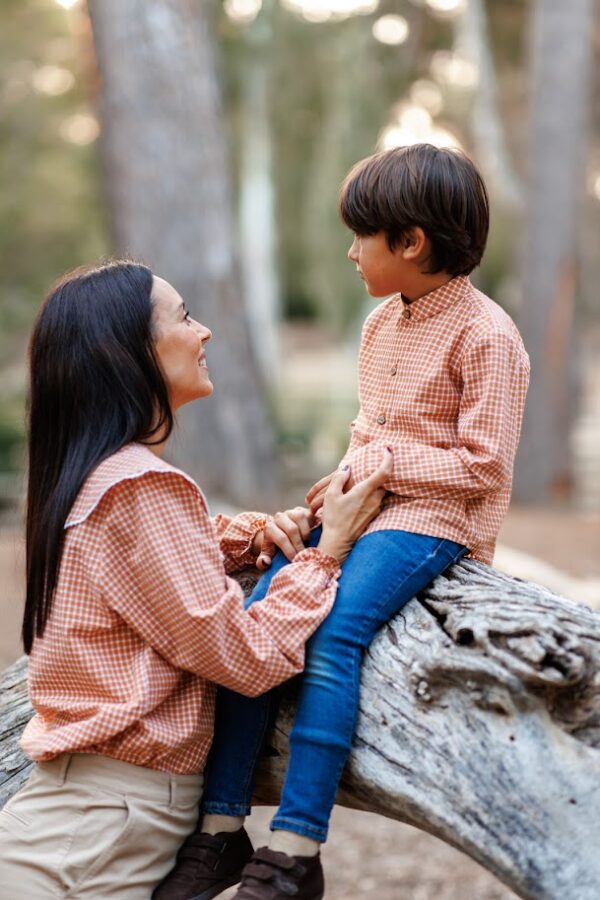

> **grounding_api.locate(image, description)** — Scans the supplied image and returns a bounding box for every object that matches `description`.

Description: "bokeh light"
[379,102,462,150]
[59,113,100,145]
[409,79,444,116]
[282,0,379,23]
[424,0,465,16]
[224,0,263,24]
[32,65,75,97]
[372,15,409,45]
[430,50,478,89]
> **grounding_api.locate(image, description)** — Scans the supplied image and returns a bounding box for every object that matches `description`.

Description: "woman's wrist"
[316,529,350,564]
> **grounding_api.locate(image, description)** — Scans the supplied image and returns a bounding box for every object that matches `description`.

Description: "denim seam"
[270,816,327,843]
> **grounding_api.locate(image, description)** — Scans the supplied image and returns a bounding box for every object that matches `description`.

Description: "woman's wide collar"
[65,443,203,529]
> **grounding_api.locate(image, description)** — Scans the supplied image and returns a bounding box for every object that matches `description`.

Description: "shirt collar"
[65,443,203,529]
[398,275,470,323]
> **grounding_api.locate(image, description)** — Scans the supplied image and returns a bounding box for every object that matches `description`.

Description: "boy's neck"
[401,270,454,304]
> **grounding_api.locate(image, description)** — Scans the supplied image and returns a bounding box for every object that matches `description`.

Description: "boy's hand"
[256,506,316,571]
[305,471,336,516]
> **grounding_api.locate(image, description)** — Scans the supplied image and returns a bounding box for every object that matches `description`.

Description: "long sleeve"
[345,332,530,501]
[101,473,340,697]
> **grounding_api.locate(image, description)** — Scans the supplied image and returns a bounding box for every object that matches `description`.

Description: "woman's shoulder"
[65,443,206,530]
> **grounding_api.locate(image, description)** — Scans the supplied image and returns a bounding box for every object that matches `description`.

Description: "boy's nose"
[347,241,358,262]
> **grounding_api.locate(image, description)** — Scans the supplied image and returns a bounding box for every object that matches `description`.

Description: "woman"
[0,260,391,898]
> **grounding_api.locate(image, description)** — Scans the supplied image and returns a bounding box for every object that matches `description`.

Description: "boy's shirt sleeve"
[345,331,530,500]
[213,511,272,573]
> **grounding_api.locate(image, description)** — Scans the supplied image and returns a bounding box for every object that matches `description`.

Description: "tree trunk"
[238,0,280,379]
[513,0,594,503]
[2,561,599,899]
[87,0,278,507]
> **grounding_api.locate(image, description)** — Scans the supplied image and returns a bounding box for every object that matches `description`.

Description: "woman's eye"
[184,311,192,324]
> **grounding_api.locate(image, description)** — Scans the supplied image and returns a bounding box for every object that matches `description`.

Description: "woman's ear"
[401,226,427,260]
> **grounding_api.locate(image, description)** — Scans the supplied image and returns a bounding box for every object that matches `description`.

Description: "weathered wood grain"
[2,561,599,899]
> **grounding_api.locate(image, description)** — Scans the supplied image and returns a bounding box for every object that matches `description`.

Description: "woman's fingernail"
[341,464,350,471]
[386,446,393,453]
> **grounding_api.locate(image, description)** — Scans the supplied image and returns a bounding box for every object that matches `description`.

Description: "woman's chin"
[197,376,214,398]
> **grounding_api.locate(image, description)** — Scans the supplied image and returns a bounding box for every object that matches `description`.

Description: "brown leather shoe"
[233,847,324,899]
[152,827,254,900]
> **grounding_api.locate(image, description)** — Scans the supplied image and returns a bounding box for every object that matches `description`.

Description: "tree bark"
[87,0,278,506]
[2,561,599,899]
[513,0,594,502]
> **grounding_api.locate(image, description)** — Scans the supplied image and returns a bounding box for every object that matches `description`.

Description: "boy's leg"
[270,530,467,844]
[201,529,323,819]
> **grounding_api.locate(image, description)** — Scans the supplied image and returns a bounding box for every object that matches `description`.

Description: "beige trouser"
[0,753,203,899]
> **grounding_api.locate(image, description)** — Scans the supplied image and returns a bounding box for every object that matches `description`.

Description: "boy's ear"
[400,226,427,260]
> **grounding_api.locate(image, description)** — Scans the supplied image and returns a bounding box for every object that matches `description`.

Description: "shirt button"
[390,365,397,376]
[402,308,412,320]
[376,414,386,425]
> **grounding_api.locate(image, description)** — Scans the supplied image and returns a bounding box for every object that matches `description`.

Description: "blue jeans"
[202,528,466,843]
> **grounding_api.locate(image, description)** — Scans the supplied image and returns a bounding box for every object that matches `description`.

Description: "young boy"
[153,144,530,900]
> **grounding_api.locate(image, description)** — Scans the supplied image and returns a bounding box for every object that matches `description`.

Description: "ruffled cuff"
[215,511,272,573]
[291,546,341,582]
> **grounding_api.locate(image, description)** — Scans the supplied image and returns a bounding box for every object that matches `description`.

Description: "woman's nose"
[195,320,212,342]
[198,322,212,344]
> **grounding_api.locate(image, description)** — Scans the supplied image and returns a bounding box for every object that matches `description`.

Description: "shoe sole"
[188,873,243,900]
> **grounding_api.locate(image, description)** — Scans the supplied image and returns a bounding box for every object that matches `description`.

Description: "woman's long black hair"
[23,259,173,654]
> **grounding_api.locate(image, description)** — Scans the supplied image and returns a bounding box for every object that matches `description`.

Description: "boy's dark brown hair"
[339,143,489,276]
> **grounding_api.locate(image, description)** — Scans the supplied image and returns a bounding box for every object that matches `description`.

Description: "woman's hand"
[317,448,393,564]
[255,506,317,571]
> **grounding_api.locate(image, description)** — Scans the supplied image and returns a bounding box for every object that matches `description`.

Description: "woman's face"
[152,276,213,410]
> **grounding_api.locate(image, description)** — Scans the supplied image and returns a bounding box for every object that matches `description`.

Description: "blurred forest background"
[0,2,599,896]
[1,0,599,512]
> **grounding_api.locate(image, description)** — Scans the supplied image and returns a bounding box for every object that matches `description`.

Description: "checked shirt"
[342,275,530,564]
[21,445,340,774]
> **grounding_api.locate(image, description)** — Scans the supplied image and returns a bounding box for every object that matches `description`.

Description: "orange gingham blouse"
[21,444,340,774]
[341,275,530,564]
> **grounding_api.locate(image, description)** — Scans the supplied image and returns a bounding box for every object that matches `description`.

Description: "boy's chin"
[368,287,394,299]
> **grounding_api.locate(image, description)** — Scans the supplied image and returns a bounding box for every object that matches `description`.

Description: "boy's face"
[347,231,413,298]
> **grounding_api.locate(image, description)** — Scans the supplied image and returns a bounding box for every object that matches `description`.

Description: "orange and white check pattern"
[342,275,530,564]
[21,445,340,774]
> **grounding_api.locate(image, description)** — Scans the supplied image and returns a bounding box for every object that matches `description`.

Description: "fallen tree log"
[1,560,599,899]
